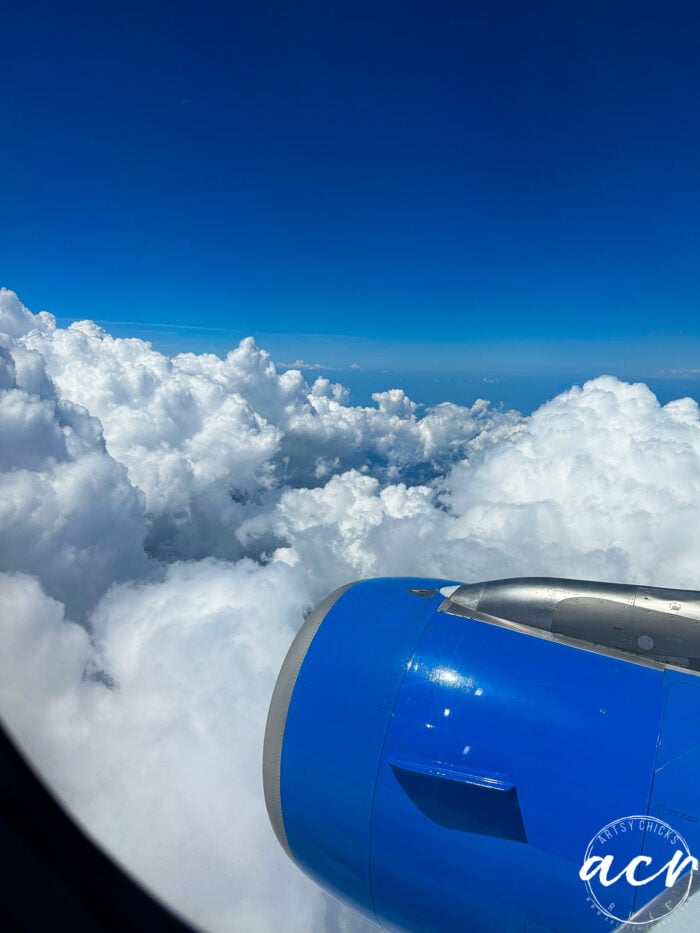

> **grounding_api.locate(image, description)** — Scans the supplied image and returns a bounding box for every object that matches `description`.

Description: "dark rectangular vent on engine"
[390,760,528,843]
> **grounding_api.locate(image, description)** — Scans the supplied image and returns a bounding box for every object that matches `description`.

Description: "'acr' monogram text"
[579,849,699,889]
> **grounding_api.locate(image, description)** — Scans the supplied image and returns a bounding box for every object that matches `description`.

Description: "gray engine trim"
[262,581,358,859]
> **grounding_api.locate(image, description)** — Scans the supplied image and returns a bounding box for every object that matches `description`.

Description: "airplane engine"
[263,577,700,932]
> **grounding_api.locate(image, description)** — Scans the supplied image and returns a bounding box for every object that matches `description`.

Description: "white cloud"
[0,560,366,932]
[256,376,700,594]
[0,328,148,619]
[0,286,55,339]
[12,291,519,560]
[279,358,329,371]
[2,287,700,931]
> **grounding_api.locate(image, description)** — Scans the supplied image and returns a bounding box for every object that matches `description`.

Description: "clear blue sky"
[2,1,700,372]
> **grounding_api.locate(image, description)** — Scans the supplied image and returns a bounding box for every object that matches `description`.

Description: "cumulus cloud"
[0,287,54,339]
[256,377,700,595]
[1,286,700,931]
[14,292,520,559]
[0,559,367,932]
[0,326,148,619]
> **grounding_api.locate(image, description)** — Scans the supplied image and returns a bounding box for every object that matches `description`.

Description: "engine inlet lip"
[262,581,359,857]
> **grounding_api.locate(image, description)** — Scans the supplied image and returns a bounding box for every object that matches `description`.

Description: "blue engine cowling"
[263,578,700,932]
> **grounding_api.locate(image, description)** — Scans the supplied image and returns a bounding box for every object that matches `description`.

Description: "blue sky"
[2,1,700,373]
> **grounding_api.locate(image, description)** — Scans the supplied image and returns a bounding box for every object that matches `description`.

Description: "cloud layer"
[2,287,700,931]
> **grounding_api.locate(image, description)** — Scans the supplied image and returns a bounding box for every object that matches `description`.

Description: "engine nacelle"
[263,577,700,932]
